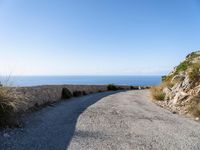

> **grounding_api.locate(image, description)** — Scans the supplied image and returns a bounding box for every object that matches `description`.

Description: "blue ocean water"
[0,76,161,87]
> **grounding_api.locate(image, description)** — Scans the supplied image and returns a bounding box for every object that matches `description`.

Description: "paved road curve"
[1,90,200,150]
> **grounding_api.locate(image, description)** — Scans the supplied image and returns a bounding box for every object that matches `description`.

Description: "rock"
[195,117,199,121]
[163,87,171,94]
[163,87,174,100]
[171,83,182,93]
[155,51,200,119]
[181,75,191,91]
[172,91,189,105]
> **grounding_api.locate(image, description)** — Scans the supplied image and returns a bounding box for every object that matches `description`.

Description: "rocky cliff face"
[157,51,200,117]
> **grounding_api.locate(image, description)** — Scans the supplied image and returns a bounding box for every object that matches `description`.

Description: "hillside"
[152,51,200,118]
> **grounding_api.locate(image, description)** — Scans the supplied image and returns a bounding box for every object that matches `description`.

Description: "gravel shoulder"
[1,90,200,150]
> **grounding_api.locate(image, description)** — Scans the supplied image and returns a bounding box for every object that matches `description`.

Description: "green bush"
[175,61,190,74]
[61,88,72,99]
[107,84,118,91]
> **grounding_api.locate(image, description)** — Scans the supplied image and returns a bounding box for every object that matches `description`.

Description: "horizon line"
[0,74,165,77]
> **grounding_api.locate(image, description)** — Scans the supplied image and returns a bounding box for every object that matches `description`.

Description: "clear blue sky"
[0,0,200,76]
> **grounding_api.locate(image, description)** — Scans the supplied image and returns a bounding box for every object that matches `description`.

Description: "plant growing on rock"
[151,51,200,119]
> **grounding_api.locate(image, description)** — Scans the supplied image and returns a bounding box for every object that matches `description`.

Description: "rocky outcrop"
[156,51,200,116]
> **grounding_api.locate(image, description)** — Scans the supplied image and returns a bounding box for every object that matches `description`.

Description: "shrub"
[150,86,165,101]
[61,88,72,99]
[73,91,83,97]
[187,95,200,117]
[0,87,24,127]
[107,84,118,91]
[130,86,139,90]
[175,61,189,73]
[163,80,175,88]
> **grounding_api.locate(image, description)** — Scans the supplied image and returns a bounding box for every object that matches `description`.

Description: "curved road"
[1,90,200,150]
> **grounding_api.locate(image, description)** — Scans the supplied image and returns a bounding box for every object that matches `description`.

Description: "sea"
[0,76,161,87]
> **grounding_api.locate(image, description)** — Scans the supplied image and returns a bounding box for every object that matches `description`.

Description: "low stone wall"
[13,85,131,112]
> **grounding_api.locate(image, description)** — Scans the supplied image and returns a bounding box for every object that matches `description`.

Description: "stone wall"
[13,85,131,112]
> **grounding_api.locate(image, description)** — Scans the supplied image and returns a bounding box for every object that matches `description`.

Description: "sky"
[0,0,200,76]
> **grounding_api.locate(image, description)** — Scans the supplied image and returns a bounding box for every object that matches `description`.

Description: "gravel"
[1,90,200,150]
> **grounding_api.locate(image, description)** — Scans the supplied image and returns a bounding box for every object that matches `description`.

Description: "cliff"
[154,51,200,118]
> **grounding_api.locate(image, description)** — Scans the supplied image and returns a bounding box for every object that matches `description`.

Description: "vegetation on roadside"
[150,79,174,101]
[187,94,200,117]
[0,87,25,127]
[150,86,165,101]
[107,84,118,91]
[130,86,139,90]
[61,88,87,98]
[61,88,72,99]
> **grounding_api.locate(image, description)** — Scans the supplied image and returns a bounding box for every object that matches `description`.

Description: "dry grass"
[187,95,200,117]
[0,87,26,126]
[150,86,165,101]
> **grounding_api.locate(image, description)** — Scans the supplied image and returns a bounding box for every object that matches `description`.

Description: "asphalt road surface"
[1,90,200,150]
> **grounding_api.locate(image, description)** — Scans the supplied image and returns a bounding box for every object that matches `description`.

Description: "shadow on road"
[0,91,121,150]
[63,91,119,149]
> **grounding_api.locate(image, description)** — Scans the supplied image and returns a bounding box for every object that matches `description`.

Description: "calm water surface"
[0,76,161,87]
